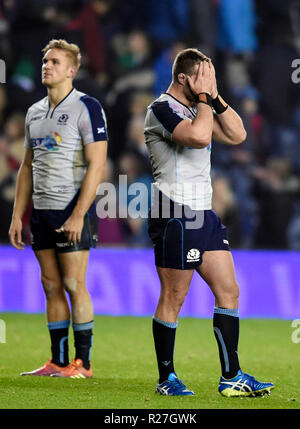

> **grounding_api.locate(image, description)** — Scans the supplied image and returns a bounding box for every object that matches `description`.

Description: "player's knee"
[229,281,239,301]
[164,286,188,311]
[216,281,239,307]
[63,277,78,296]
[63,277,86,298]
[41,275,62,299]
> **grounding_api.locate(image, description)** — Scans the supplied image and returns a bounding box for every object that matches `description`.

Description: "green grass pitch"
[0,313,299,409]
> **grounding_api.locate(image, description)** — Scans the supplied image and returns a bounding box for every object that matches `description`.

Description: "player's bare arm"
[212,112,247,146]
[9,148,33,250]
[208,59,247,145]
[56,140,107,244]
[171,61,214,148]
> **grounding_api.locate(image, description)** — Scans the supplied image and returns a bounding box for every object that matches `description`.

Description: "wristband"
[212,94,228,114]
[197,92,212,108]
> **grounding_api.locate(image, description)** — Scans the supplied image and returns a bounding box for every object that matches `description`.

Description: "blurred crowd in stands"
[1,0,300,249]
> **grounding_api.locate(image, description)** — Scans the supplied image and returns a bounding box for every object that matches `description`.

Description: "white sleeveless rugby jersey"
[144,93,212,210]
[24,88,107,209]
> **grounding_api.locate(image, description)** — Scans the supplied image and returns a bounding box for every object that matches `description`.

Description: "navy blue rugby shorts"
[148,192,230,270]
[30,193,98,253]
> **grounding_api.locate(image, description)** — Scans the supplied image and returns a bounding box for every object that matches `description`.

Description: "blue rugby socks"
[48,319,70,367]
[213,307,241,379]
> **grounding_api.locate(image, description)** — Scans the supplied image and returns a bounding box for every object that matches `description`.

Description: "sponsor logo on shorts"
[186,248,200,262]
[223,239,229,245]
[56,242,71,247]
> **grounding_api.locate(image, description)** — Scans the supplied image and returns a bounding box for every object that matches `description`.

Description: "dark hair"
[172,48,208,82]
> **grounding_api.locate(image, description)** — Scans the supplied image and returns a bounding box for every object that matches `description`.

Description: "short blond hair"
[42,39,81,71]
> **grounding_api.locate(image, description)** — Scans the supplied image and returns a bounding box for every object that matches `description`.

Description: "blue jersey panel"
[151,100,184,134]
[80,95,108,142]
